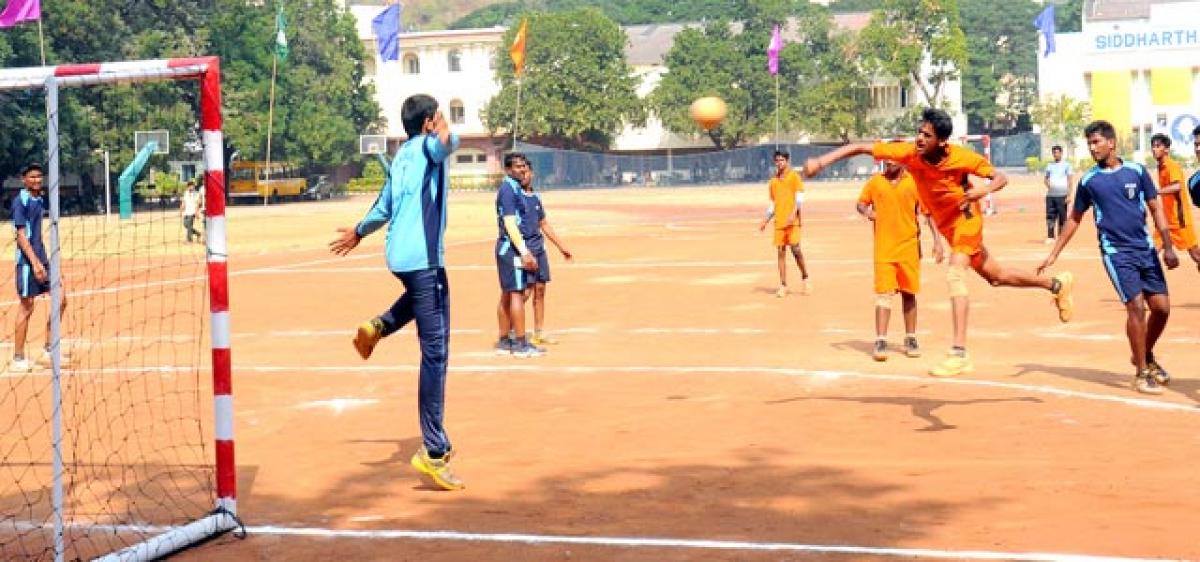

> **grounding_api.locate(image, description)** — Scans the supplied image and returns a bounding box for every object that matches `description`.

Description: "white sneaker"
[7,358,34,373]
[1044,238,1055,245]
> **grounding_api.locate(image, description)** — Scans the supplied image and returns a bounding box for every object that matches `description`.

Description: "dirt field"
[8,174,1200,561]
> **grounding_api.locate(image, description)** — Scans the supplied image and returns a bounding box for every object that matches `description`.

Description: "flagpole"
[37,18,46,65]
[513,78,522,148]
[774,74,780,150]
[264,53,278,206]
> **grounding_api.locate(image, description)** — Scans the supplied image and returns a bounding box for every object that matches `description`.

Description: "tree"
[0,0,380,179]
[1056,0,1083,33]
[482,8,645,150]
[452,0,799,28]
[959,0,1039,135]
[858,0,968,109]
[1030,94,1090,155]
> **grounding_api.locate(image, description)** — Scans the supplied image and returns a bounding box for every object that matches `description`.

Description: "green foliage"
[452,0,808,28]
[482,8,645,150]
[858,0,968,109]
[1030,94,1091,155]
[959,0,1038,135]
[1025,156,1046,173]
[0,0,379,180]
[651,7,870,148]
[361,159,387,180]
[826,0,879,13]
[1056,0,1083,33]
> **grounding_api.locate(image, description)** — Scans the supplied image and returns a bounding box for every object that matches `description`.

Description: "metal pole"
[264,53,278,206]
[45,76,65,562]
[774,74,780,150]
[103,150,111,221]
[512,78,522,148]
[37,19,47,66]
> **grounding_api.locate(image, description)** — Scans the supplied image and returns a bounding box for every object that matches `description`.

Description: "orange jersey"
[871,142,994,231]
[769,169,803,228]
[1156,157,1195,231]
[858,172,928,263]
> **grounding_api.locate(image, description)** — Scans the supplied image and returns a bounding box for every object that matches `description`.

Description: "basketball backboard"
[134,130,170,155]
[359,134,387,155]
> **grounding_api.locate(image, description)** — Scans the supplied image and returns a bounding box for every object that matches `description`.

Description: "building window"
[449,100,465,124]
[900,86,908,108]
[456,154,475,164]
[448,49,462,72]
[476,154,488,163]
[403,53,420,74]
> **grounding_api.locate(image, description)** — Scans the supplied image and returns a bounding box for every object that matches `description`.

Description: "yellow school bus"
[229,161,306,200]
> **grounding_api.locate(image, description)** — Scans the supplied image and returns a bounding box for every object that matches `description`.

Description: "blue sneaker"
[511,339,543,358]
[494,336,514,356]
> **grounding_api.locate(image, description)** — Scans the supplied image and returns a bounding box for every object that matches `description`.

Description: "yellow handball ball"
[689,96,727,131]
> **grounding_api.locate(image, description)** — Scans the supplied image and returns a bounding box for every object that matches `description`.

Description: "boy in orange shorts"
[758,150,810,296]
[857,161,943,361]
[1149,133,1200,270]
[805,108,1074,377]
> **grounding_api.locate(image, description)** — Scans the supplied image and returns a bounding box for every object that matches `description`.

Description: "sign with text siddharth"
[1088,22,1200,53]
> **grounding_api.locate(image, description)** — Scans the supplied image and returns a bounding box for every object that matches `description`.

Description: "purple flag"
[0,0,40,28]
[767,24,783,76]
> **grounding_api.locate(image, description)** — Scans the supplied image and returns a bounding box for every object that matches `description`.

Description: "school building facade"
[1037,0,1200,159]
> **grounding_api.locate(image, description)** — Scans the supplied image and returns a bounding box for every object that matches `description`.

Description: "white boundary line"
[7,521,1182,561]
[28,364,1198,414]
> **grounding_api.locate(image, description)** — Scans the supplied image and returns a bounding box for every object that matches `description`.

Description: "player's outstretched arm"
[1038,210,1085,274]
[1147,197,1180,269]
[803,143,873,178]
[541,219,573,261]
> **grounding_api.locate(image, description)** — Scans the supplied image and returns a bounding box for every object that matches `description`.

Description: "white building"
[350,7,966,159]
[1037,0,1200,159]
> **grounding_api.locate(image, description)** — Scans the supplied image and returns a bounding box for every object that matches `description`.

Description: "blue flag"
[1033,5,1056,58]
[372,4,402,62]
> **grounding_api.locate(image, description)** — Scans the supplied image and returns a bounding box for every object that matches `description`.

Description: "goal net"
[0,58,236,561]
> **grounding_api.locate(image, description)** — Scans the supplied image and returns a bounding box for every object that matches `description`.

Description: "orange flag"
[510,19,527,76]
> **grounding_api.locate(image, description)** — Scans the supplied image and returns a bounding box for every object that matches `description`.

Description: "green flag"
[274,4,288,60]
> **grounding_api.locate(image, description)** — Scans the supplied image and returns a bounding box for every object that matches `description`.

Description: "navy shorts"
[1102,250,1167,304]
[526,250,551,284]
[15,260,50,299]
[496,241,528,293]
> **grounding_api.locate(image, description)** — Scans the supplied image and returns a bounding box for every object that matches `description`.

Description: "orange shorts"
[774,225,801,247]
[939,212,984,263]
[1155,226,1198,251]
[874,261,920,294]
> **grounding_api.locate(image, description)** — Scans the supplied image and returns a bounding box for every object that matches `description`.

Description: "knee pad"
[874,293,893,309]
[947,265,969,297]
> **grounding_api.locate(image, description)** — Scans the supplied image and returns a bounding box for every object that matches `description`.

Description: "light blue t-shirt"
[356,132,460,273]
[1045,160,1072,196]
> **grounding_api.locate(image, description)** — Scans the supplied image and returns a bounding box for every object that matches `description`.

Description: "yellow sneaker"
[530,331,559,346]
[1052,272,1074,323]
[410,447,465,491]
[353,318,383,360]
[929,352,973,377]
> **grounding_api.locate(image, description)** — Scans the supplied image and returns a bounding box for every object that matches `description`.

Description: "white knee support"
[947,265,969,297]
[874,293,894,309]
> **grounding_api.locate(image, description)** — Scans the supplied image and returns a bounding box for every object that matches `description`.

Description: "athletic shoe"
[1133,370,1164,395]
[904,337,921,358]
[7,358,34,373]
[410,446,464,491]
[493,337,513,356]
[35,348,72,368]
[1044,237,1055,246]
[929,351,973,377]
[353,318,384,360]
[872,340,888,362]
[775,286,788,298]
[530,331,559,346]
[1146,357,1170,386]
[1052,272,1074,323]
[800,279,811,295]
[511,340,543,358]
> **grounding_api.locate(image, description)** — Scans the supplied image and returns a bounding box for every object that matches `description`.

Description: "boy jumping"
[804,108,1074,377]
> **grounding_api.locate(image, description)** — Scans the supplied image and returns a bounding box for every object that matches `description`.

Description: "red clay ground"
[51,178,1200,561]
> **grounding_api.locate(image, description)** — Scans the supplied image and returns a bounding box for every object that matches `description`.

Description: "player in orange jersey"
[758,150,810,297]
[857,161,943,361]
[804,108,1074,377]
[1149,133,1200,270]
